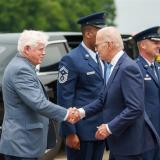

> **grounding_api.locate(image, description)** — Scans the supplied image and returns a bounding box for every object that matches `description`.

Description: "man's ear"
[85,31,92,39]
[140,41,146,50]
[23,45,30,55]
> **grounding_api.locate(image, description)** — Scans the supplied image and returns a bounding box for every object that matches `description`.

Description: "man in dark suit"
[57,12,106,160]
[133,26,160,160]
[0,30,79,160]
[77,26,160,160]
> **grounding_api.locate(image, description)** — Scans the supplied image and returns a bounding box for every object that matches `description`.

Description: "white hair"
[17,30,49,54]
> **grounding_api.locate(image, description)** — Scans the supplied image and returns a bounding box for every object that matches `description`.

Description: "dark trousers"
[66,140,105,160]
[109,153,143,160]
[4,155,39,160]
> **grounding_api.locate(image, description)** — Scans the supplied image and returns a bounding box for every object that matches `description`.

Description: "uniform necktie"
[105,63,112,84]
[96,54,103,76]
[150,63,158,80]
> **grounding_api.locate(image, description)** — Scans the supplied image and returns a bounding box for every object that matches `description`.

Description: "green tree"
[0,0,116,32]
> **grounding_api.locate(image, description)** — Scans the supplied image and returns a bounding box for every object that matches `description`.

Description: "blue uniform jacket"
[84,53,160,155]
[136,55,160,135]
[57,44,105,140]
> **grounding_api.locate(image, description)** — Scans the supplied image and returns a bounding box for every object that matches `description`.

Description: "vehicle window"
[40,42,67,72]
[0,44,17,86]
[0,46,6,55]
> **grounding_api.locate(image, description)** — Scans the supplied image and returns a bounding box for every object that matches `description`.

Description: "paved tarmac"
[54,149,109,160]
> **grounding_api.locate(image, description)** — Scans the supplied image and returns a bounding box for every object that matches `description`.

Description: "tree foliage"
[0,0,116,32]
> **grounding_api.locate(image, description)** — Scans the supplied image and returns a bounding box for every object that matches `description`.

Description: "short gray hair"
[17,30,49,54]
[99,26,124,50]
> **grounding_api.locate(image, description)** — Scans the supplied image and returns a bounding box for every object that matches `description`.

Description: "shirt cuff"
[106,124,112,134]
[78,108,86,119]
[64,111,69,121]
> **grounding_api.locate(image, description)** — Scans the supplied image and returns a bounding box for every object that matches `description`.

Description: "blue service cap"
[133,26,160,42]
[77,12,106,28]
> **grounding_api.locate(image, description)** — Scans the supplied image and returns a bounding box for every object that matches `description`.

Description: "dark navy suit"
[136,55,160,160]
[84,53,160,159]
[57,44,105,160]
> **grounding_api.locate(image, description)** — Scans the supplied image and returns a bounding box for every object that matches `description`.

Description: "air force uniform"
[134,26,160,160]
[57,12,106,160]
[136,57,160,134]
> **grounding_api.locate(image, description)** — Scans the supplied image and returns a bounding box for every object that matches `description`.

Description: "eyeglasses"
[95,41,111,50]
[95,41,109,49]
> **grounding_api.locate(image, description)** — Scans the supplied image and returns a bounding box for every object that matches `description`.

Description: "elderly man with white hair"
[0,30,80,160]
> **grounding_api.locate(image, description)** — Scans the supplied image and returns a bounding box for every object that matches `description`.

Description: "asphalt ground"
[54,148,109,160]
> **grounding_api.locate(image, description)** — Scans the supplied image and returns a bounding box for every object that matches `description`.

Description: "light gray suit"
[0,54,67,158]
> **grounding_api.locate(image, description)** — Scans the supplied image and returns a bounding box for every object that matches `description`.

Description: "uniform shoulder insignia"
[58,66,68,83]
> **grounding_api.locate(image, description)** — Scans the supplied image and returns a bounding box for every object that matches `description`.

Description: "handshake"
[66,107,82,124]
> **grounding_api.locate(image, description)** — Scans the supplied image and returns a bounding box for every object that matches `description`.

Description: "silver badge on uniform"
[86,71,95,75]
[58,66,68,83]
[144,74,151,80]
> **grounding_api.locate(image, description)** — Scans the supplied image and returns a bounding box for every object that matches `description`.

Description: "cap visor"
[150,37,160,41]
[92,24,106,28]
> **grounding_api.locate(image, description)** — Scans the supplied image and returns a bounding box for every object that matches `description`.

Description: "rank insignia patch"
[58,66,68,83]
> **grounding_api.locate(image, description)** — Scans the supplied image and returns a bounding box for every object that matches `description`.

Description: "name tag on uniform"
[144,77,151,80]
[86,71,95,75]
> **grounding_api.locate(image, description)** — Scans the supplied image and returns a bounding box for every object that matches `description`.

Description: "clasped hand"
[95,124,110,140]
[66,107,81,124]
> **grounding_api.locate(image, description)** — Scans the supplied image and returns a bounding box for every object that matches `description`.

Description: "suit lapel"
[105,53,127,91]
[37,78,49,99]
[106,65,119,91]
[139,56,160,87]
[80,44,103,79]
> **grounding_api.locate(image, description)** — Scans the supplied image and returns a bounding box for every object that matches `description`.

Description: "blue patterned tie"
[96,54,103,76]
[105,63,112,84]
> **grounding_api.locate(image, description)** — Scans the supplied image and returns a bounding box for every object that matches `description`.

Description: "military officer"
[133,26,160,160]
[57,12,106,160]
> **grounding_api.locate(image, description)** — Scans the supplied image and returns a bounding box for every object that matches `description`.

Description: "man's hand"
[95,124,110,140]
[66,134,80,150]
[66,107,81,124]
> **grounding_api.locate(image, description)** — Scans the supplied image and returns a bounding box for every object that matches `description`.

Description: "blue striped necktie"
[96,54,103,76]
[105,63,112,84]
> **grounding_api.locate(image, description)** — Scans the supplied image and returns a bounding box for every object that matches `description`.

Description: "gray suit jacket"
[0,54,67,158]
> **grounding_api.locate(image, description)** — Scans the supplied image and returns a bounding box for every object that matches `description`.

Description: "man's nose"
[42,51,46,55]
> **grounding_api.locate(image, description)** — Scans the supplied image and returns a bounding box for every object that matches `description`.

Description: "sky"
[114,0,160,34]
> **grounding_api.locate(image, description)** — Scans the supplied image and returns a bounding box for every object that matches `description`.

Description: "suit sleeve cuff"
[78,108,86,119]
[106,124,112,134]
[64,110,69,121]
